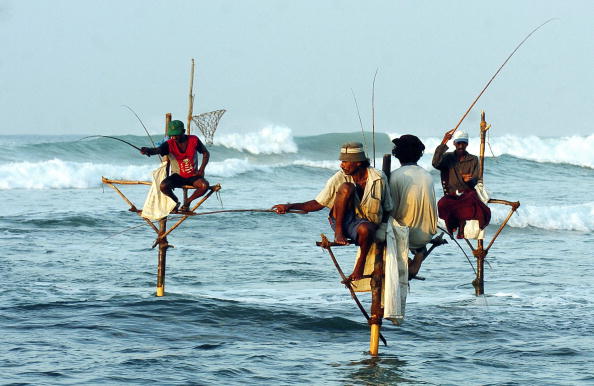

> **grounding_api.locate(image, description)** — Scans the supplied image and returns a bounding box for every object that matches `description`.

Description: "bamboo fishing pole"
[351,89,368,154]
[371,68,378,167]
[448,18,555,138]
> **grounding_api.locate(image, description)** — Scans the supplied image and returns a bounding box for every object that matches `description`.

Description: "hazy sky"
[1,0,592,137]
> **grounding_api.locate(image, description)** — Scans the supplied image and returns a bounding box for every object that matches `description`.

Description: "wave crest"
[213,126,298,154]
[387,133,594,168]
[0,158,275,189]
[492,202,594,232]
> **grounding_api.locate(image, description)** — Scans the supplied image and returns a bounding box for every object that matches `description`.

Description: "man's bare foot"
[171,202,180,214]
[346,269,364,282]
[408,257,422,280]
[180,203,191,214]
[334,232,349,245]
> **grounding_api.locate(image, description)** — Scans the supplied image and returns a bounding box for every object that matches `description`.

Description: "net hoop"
[192,109,226,145]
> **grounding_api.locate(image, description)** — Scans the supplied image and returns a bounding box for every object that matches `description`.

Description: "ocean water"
[1,129,593,385]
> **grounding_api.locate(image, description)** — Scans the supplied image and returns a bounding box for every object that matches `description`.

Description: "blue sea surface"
[1,132,593,384]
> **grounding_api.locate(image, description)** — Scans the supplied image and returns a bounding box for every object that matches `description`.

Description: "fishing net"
[192,109,226,145]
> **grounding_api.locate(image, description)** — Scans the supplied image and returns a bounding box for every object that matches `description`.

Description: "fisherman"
[432,129,490,238]
[272,142,393,282]
[140,120,210,213]
[390,135,437,279]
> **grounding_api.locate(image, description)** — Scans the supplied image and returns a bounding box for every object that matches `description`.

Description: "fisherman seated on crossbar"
[140,120,210,213]
[432,129,490,238]
[272,142,393,282]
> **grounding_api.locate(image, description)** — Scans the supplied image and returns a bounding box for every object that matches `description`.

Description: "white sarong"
[351,217,410,325]
[141,162,176,220]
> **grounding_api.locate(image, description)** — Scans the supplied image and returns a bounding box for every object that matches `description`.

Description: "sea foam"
[213,126,298,154]
[387,133,594,169]
[491,201,594,232]
[0,158,275,190]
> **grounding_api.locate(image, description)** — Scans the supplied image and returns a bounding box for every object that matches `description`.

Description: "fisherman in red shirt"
[140,120,210,213]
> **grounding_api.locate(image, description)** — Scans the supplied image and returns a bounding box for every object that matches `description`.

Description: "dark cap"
[167,120,185,136]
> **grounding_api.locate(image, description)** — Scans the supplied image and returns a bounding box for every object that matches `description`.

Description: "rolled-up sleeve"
[315,172,342,208]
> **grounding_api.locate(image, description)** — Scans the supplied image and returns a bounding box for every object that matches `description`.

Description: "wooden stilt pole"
[369,154,391,356]
[472,112,489,296]
[156,218,168,296]
[472,239,486,296]
[156,113,173,297]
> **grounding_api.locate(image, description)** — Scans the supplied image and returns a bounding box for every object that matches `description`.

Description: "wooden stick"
[371,69,379,167]
[319,234,387,347]
[152,184,221,246]
[103,181,160,234]
[102,177,151,186]
[473,240,486,296]
[369,154,391,355]
[182,208,308,216]
[448,19,555,137]
[486,204,520,252]
[187,59,195,135]
[163,113,171,166]
[102,177,196,190]
[156,218,168,296]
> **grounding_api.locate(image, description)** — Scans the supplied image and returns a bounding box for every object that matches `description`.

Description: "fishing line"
[121,104,162,162]
[438,225,476,274]
[351,89,368,154]
[97,221,155,243]
[371,68,379,167]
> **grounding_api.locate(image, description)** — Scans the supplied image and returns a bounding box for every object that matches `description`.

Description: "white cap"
[453,130,469,143]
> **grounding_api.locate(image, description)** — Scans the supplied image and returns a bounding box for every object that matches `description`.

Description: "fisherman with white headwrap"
[432,129,491,238]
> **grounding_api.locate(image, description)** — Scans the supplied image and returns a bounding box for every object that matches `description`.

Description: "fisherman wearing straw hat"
[140,120,210,213]
[432,129,490,238]
[273,142,393,282]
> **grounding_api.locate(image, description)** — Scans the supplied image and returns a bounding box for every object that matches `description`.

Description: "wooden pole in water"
[156,113,172,297]
[156,218,168,296]
[472,111,489,296]
[369,154,391,356]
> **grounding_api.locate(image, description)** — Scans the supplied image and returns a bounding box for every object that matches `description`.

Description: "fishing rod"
[371,68,379,167]
[122,104,162,162]
[170,208,308,217]
[449,18,556,137]
[351,89,368,154]
[78,135,142,152]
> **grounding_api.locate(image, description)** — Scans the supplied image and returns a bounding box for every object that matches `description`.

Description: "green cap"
[167,120,185,136]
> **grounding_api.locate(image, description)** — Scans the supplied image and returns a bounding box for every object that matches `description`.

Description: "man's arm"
[272,200,324,214]
[196,141,210,177]
[432,129,454,170]
[140,142,168,157]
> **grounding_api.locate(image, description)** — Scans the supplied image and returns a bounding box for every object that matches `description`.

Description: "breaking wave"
[213,126,298,154]
[491,201,594,232]
[0,158,275,189]
[387,133,594,169]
